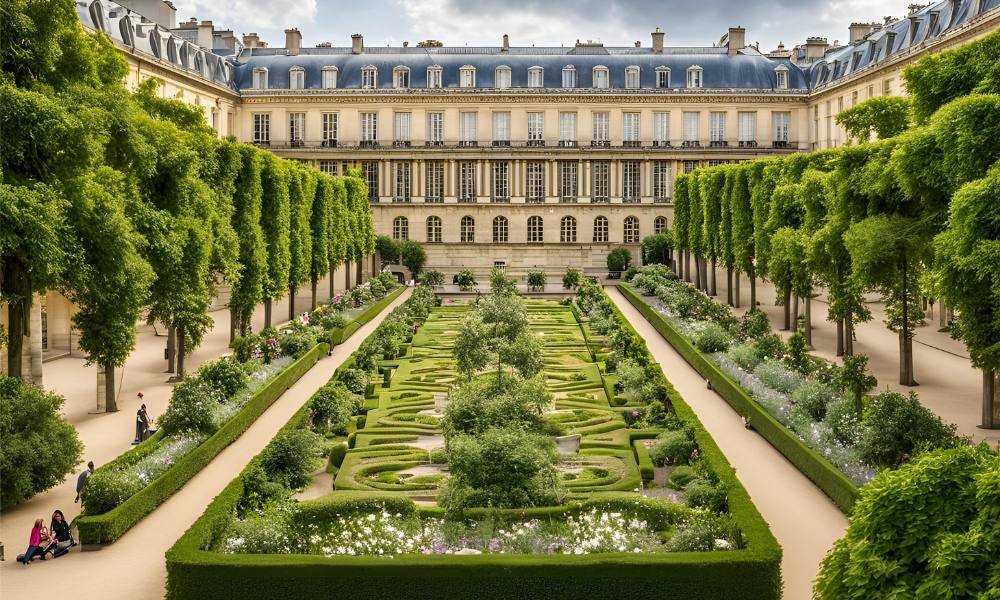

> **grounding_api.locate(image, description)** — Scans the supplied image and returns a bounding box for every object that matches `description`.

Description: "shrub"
[419,270,444,287]
[752,334,785,362]
[784,332,811,374]
[649,430,696,466]
[230,333,260,363]
[753,359,804,394]
[81,467,144,515]
[339,368,370,396]
[823,396,861,447]
[562,268,582,289]
[790,380,837,422]
[606,247,632,272]
[684,479,728,513]
[158,378,224,435]
[693,322,732,353]
[526,271,546,291]
[442,376,549,438]
[198,358,250,399]
[726,343,761,372]
[855,391,961,468]
[429,448,448,464]
[369,279,386,299]
[668,465,698,490]
[614,358,647,403]
[738,309,771,341]
[398,240,427,278]
[0,377,83,509]
[260,429,323,490]
[311,382,363,433]
[665,513,742,552]
[455,269,476,291]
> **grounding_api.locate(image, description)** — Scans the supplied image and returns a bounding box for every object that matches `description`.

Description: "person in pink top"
[17,519,48,564]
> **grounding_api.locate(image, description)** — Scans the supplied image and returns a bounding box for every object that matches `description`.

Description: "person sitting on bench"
[16,519,47,565]
[42,510,73,558]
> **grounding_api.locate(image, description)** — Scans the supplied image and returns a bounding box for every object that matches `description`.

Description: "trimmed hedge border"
[166,291,782,600]
[329,286,405,345]
[617,283,860,513]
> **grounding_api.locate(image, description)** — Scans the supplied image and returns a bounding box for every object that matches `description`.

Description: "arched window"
[623,216,640,243]
[426,216,442,243]
[527,216,544,243]
[393,66,410,89]
[593,216,609,242]
[393,216,409,240]
[289,66,305,89]
[493,216,509,242]
[362,65,378,89]
[528,66,544,88]
[592,66,609,89]
[460,65,476,88]
[495,66,511,89]
[686,65,703,89]
[560,216,577,242]
[775,64,789,90]
[624,65,640,89]
[460,216,475,242]
[654,216,668,234]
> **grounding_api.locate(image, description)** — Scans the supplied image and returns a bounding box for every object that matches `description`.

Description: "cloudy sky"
[171,0,908,52]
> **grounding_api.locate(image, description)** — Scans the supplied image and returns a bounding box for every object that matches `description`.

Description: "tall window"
[394,112,411,143]
[321,112,338,145]
[775,65,789,89]
[683,111,700,144]
[653,111,670,145]
[493,216,509,242]
[528,66,544,88]
[562,65,576,88]
[683,160,699,174]
[362,66,377,89]
[772,111,790,144]
[739,112,757,144]
[458,161,476,202]
[253,113,270,143]
[393,66,410,89]
[527,112,544,144]
[492,161,510,201]
[495,66,511,89]
[593,216,609,242]
[393,161,410,202]
[593,66,609,88]
[526,161,545,202]
[559,112,577,146]
[592,161,609,202]
[289,112,305,145]
[361,112,378,143]
[425,161,444,202]
[252,67,268,89]
[623,112,640,146]
[592,112,609,144]
[656,66,671,88]
[289,66,304,89]
[622,161,641,202]
[460,112,477,145]
[427,66,443,88]
[363,162,379,202]
[710,112,726,144]
[624,66,640,89]
[426,112,443,144]
[687,66,703,88]
[493,112,511,143]
[319,161,338,175]
[321,66,338,89]
[527,216,544,243]
[560,216,577,242]
[426,216,442,243]
[559,162,578,202]
[653,161,673,202]
[392,216,408,240]
[460,216,475,242]
[623,216,640,243]
[654,216,668,234]
[460,65,476,88]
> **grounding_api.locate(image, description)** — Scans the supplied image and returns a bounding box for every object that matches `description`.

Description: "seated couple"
[16,510,75,564]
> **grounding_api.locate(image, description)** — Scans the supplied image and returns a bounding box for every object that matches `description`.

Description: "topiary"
[650,429,697,466]
[607,247,631,272]
[310,382,363,434]
[684,479,728,513]
[562,268,582,289]
[198,358,250,399]
[339,368,370,396]
[667,465,698,490]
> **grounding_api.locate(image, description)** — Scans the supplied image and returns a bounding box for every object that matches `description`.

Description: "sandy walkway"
[606,286,847,600]
[0,285,407,600]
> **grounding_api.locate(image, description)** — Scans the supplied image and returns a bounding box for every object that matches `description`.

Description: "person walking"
[17,519,47,565]
[133,402,150,445]
[74,461,94,503]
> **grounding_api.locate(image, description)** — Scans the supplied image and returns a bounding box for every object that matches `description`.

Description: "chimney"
[402,41,408,47]
[651,27,664,53]
[285,28,301,55]
[502,34,509,53]
[634,40,641,48]
[727,26,746,57]
[242,32,261,48]
[351,33,363,54]
[197,20,213,49]
[804,36,829,60]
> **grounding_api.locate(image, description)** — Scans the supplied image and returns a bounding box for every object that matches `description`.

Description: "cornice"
[241,92,808,105]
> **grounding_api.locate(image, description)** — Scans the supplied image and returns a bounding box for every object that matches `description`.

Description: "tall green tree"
[326,177,348,298]
[836,96,911,142]
[287,166,313,320]
[701,169,725,296]
[229,146,267,337]
[259,154,291,328]
[672,175,690,281]
[687,173,706,291]
[309,175,332,308]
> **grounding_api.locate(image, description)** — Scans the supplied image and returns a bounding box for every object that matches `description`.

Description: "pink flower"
[631,410,640,417]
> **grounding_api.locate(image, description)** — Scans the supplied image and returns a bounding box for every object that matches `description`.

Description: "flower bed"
[166,283,780,600]
[75,277,403,545]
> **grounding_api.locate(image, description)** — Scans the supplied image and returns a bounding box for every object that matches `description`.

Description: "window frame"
[624,65,640,89]
[560,215,577,243]
[459,65,476,88]
[393,66,410,89]
[623,216,640,244]
[527,215,544,243]
[289,66,305,90]
[592,66,609,89]
[654,216,668,234]
[775,65,789,90]
[593,215,609,242]
[561,65,577,88]
[321,66,338,89]
[655,66,671,88]
[361,65,378,89]
[252,67,268,90]
[253,112,270,144]
[392,216,409,240]
[686,65,703,89]
[426,216,442,243]
[426,65,443,89]
[527,66,544,88]
[460,215,476,243]
[493,216,509,242]
[495,66,511,89]
[393,161,411,202]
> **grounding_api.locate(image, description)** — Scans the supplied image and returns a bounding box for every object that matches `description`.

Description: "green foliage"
[685,479,729,513]
[309,175,332,286]
[442,376,549,439]
[562,268,582,289]
[784,332,811,374]
[339,368,370,396]
[641,233,673,265]
[668,466,698,490]
[454,293,543,380]
[738,310,771,341]
[856,391,961,468]
[260,429,322,491]
[607,247,632,272]
[259,154,291,301]
[753,359,803,394]
[840,354,878,416]
[836,96,911,141]
[455,269,476,291]
[229,147,268,335]
[398,239,427,277]
[650,430,697,466]
[419,270,444,287]
[790,380,837,422]
[375,235,399,267]
[310,382,362,433]
[159,378,224,436]
[815,445,1000,599]
[526,270,546,291]
[903,29,1000,122]
[198,358,250,399]
[693,322,732,354]
[0,376,83,509]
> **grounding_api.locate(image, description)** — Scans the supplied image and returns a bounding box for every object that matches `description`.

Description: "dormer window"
[252,67,268,89]
[460,65,476,88]
[592,66,609,89]
[624,65,640,89]
[775,65,789,90]
[528,66,544,88]
[686,65,703,89]
[495,66,511,89]
[393,66,410,89]
[655,66,671,88]
[427,65,442,89]
[289,66,304,89]
[562,65,576,88]
[361,65,377,89]
[321,66,338,89]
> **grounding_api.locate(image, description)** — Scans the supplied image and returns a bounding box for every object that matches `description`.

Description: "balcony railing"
[492,140,512,147]
[320,139,337,148]
[739,140,759,149]
[558,140,578,148]
[772,140,791,149]
[262,139,797,151]
[652,140,671,148]
[360,140,379,148]
[591,140,610,147]
[458,140,478,147]
[682,140,701,148]
[527,139,546,147]
[709,140,728,148]
[622,140,641,148]
[425,140,444,147]
[289,139,305,148]
[392,140,411,148]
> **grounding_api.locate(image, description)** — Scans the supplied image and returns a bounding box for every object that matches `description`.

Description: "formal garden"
[165,274,782,599]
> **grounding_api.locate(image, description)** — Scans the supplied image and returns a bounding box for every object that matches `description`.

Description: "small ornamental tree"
[286,167,313,320]
[398,240,427,278]
[840,354,878,417]
[835,96,911,142]
[375,235,399,269]
[562,268,582,289]
[607,247,632,272]
[641,233,673,266]
[526,270,546,291]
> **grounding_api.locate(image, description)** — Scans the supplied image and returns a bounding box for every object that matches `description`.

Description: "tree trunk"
[104,363,118,412]
[900,257,917,386]
[684,251,691,282]
[983,369,999,429]
[702,259,709,292]
[782,288,792,330]
[229,310,236,344]
[694,255,701,289]
[166,326,176,373]
[726,267,733,306]
[264,298,272,329]
[836,318,845,357]
[6,301,25,379]
[356,260,363,286]
[311,279,318,311]
[345,261,352,290]
[845,315,854,356]
[805,295,813,348]
[939,300,948,330]
[289,285,296,321]
[330,268,336,300]
[734,271,741,308]
[749,265,757,309]
[792,295,800,332]
[709,257,717,296]
[177,328,186,380]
